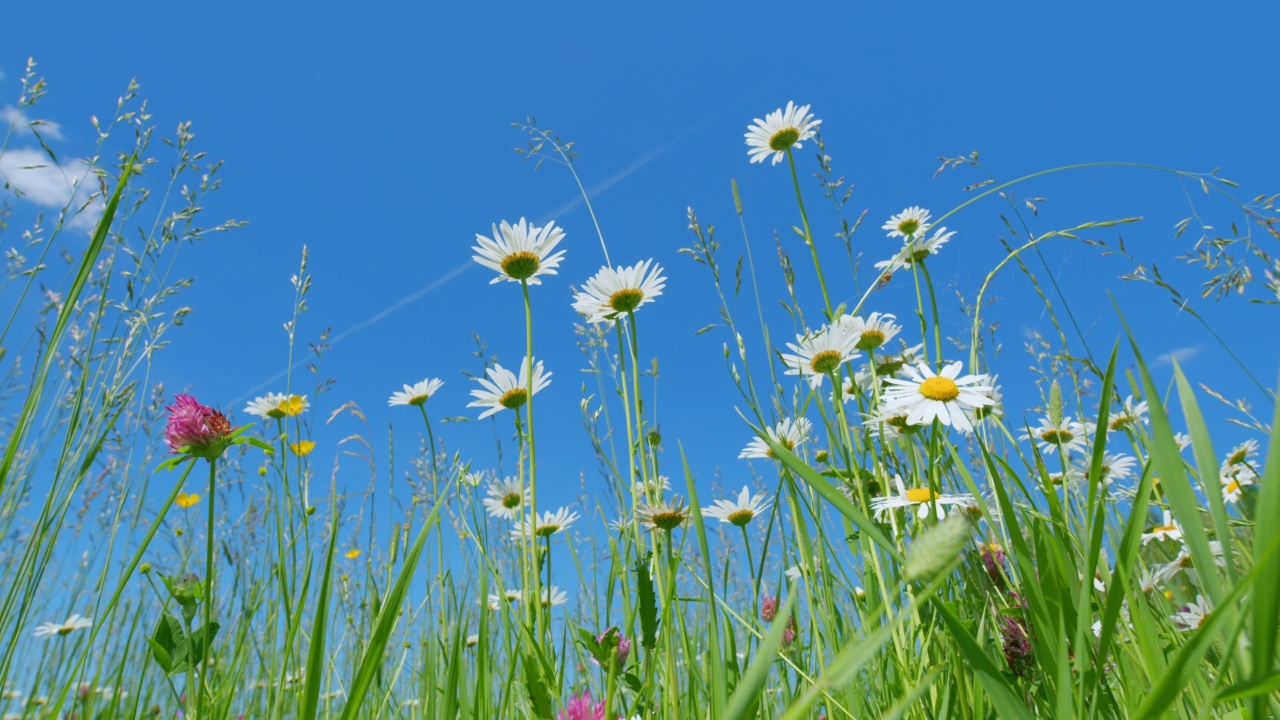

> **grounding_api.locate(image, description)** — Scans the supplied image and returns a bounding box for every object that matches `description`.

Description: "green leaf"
[155,455,191,473]
[147,614,184,674]
[1249,379,1280,720]
[1214,670,1280,705]
[180,621,219,671]
[636,552,659,651]
[301,502,340,720]
[723,592,797,720]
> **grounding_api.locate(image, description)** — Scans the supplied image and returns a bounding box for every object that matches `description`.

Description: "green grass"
[0,71,1277,720]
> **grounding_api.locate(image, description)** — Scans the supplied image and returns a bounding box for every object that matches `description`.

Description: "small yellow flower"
[176,492,201,509]
[344,549,361,560]
[289,440,316,457]
[281,395,307,417]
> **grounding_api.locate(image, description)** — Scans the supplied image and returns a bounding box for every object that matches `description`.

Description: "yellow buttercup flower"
[176,492,201,509]
[344,549,361,560]
[289,440,316,457]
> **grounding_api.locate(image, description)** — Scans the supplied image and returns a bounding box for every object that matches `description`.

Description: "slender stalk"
[786,147,833,316]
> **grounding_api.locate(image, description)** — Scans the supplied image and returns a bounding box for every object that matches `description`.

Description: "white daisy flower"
[33,614,92,639]
[882,206,932,239]
[510,507,580,540]
[471,217,567,285]
[468,358,551,419]
[465,634,480,647]
[838,312,902,352]
[243,393,308,420]
[851,343,926,393]
[1020,415,1093,456]
[636,496,689,532]
[874,227,955,276]
[780,323,860,390]
[1070,452,1139,486]
[739,417,813,459]
[784,565,803,583]
[1170,594,1211,632]
[1105,395,1149,433]
[744,101,821,165]
[571,259,666,324]
[635,475,672,498]
[486,588,523,611]
[863,410,920,441]
[870,475,977,521]
[968,374,1004,422]
[538,586,569,608]
[1174,432,1194,452]
[1154,541,1225,585]
[880,361,994,434]
[1141,510,1183,545]
[1220,439,1260,501]
[481,476,528,520]
[388,378,444,407]
[702,486,771,527]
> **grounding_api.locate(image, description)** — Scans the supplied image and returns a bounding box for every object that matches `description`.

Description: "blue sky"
[4,1,1279,530]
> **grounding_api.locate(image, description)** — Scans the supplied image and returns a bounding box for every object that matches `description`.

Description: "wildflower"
[979,542,1006,585]
[344,549,361,560]
[590,629,632,669]
[739,417,812,459]
[510,507,580,540]
[289,440,316,457]
[468,358,551,419]
[880,361,994,434]
[1141,509,1183,545]
[175,492,201,509]
[1105,395,1149,433]
[465,634,479,647]
[1220,439,1259,504]
[1171,595,1211,631]
[874,227,954,275]
[969,374,1004,422]
[33,614,92,638]
[472,218,566,285]
[882,206,932,240]
[482,476,528,520]
[571,260,666,324]
[539,586,569,608]
[243,393,307,420]
[854,586,866,600]
[388,378,444,407]
[634,475,672,497]
[744,101,821,165]
[761,595,779,622]
[1174,432,1193,451]
[780,323,860,389]
[872,475,978,522]
[636,496,689,532]
[1000,615,1034,677]
[702,486,771,527]
[558,689,606,720]
[486,589,522,611]
[1020,415,1092,456]
[851,343,926,393]
[164,394,236,459]
[838,312,901,352]
[1070,453,1139,486]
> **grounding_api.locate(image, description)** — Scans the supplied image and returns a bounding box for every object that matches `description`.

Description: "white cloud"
[0,147,102,229]
[1156,346,1200,365]
[3,105,65,140]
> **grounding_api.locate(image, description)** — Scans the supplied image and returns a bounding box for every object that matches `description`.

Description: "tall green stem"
[786,147,833,316]
[198,458,217,719]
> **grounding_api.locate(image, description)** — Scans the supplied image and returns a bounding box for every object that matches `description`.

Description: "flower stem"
[199,457,217,719]
[786,147,833,317]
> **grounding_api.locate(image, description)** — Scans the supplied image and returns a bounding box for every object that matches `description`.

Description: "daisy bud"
[905,515,972,582]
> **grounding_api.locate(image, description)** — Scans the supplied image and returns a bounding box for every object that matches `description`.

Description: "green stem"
[786,147,832,316]
[199,457,217,719]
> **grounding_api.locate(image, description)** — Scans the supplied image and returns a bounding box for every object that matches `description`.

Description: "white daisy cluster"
[874,206,956,277]
[1220,439,1260,505]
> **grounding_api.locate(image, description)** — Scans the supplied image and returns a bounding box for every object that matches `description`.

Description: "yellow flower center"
[608,288,645,313]
[409,393,430,406]
[726,509,755,527]
[650,510,686,530]
[1108,415,1134,432]
[1153,524,1177,534]
[768,127,800,151]
[534,524,560,538]
[918,376,960,401]
[502,492,522,509]
[58,626,75,636]
[1225,480,1240,494]
[1040,429,1074,445]
[1227,448,1248,465]
[897,218,921,237]
[500,251,541,280]
[905,487,938,503]
[856,329,886,351]
[809,350,843,375]
[499,388,529,410]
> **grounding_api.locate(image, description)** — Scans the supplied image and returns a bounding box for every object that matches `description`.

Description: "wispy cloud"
[3,105,65,140]
[236,123,701,404]
[0,147,101,229]
[1156,345,1200,365]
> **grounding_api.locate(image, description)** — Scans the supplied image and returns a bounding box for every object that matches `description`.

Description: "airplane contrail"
[234,124,698,404]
